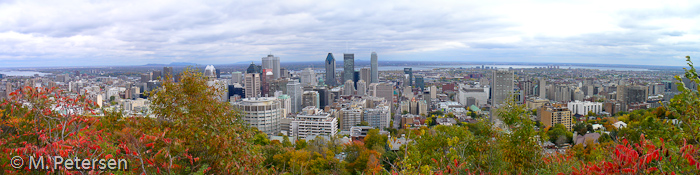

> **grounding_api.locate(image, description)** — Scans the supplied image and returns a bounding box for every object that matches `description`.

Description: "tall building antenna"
[345,41,348,53]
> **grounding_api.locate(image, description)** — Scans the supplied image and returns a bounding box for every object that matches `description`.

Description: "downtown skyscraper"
[262,54,280,79]
[371,52,378,84]
[325,53,336,86]
[343,53,354,83]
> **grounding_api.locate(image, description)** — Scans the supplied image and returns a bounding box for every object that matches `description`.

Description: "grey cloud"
[0,0,698,67]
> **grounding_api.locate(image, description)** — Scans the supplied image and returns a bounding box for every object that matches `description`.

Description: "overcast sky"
[1,0,698,67]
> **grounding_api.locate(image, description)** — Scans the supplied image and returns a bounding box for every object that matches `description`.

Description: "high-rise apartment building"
[343,53,354,83]
[369,83,394,102]
[262,54,280,79]
[363,104,391,129]
[371,52,378,84]
[538,105,573,131]
[302,91,320,109]
[340,108,363,131]
[232,97,282,135]
[343,80,355,96]
[491,69,514,106]
[539,78,546,99]
[552,85,572,102]
[325,53,336,86]
[360,67,371,89]
[357,80,367,96]
[616,85,648,110]
[518,80,534,97]
[245,73,260,98]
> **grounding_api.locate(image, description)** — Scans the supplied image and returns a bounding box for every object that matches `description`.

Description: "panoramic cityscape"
[2,0,700,174]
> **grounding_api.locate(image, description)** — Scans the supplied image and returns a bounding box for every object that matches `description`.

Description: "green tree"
[667,56,700,144]
[587,110,595,117]
[358,121,369,126]
[148,67,265,174]
[253,132,271,146]
[364,129,388,150]
[494,96,546,173]
[282,135,293,147]
[572,122,587,135]
[547,124,572,145]
[295,139,308,150]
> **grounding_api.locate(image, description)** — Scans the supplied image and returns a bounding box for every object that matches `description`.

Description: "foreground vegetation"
[1,57,699,174]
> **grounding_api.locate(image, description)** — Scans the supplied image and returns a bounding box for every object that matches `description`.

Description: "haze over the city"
[1,0,698,67]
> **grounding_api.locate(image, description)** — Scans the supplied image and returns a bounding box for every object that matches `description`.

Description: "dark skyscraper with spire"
[325,53,336,86]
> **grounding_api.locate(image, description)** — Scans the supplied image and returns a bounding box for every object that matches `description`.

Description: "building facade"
[539,105,573,131]
[291,107,338,138]
[287,82,303,113]
[491,69,514,106]
[245,73,260,98]
[371,52,378,84]
[363,105,391,129]
[232,97,283,135]
[300,68,317,87]
[567,100,603,116]
[343,53,354,83]
[262,54,281,79]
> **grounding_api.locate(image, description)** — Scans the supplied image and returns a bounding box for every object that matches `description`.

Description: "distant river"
[0,71,50,77]
[373,65,652,71]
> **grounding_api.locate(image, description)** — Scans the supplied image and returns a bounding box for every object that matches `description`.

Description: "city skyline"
[1,0,699,67]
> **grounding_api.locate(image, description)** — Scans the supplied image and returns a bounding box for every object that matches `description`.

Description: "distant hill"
[169,62,198,66]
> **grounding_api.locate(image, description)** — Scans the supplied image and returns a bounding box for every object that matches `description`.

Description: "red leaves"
[621,168,633,173]
[571,135,700,175]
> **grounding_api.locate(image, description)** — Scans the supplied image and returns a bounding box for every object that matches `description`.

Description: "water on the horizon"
[0,71,50,77]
